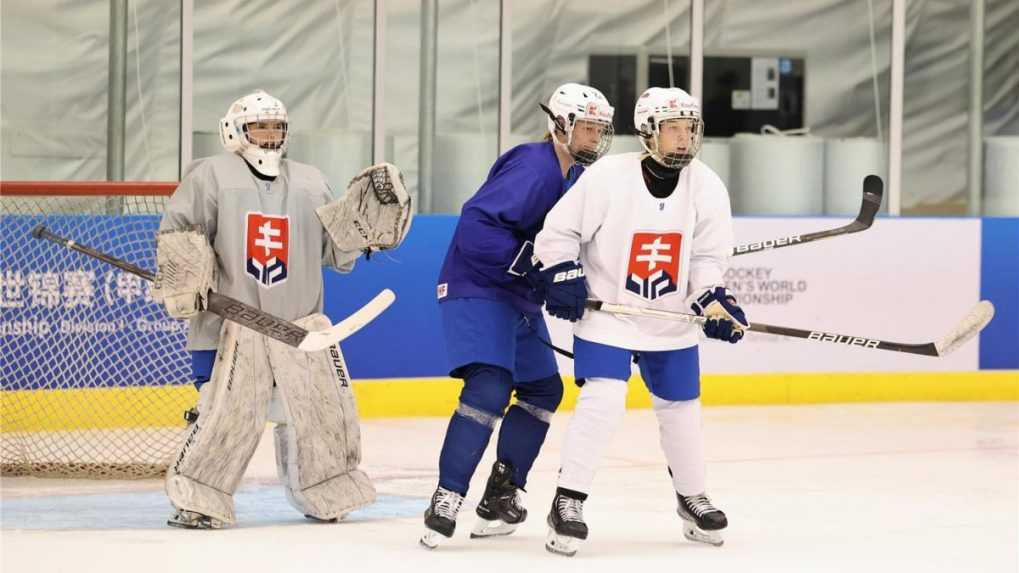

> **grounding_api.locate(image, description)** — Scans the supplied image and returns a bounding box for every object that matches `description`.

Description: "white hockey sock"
[558,378,628,494]
[652,395,706,496]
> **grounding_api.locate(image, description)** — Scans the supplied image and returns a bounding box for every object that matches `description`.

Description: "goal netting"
[1,181,195,479]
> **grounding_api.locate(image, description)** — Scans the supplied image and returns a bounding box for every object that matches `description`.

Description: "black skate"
[545,490,588,557]
[167,509,223,530]
[471,460,527,538]
[676,493,727,546]
[420,486,464,549]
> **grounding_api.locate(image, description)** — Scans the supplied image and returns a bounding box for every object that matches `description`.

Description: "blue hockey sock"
[496,374,564,488]
[437,364,513,495]
[190,350,216,391]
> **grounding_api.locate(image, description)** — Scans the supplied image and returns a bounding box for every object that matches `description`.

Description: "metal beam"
[107,0,128,181]
[372,0,386,163]
[418,0,437,213]
[968,0,984,215]
[179,0,193,177]
[689,0,704,102]
[888,0,905,216]
[498,0,512,154]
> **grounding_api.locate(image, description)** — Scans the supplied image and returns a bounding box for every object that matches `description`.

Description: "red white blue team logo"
[625,232,682,301]
[245,212,289,288]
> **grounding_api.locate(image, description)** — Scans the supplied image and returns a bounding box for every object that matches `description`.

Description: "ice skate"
[545,491,588,557]
[471,460,527,538]
[676,493,727,546]
[420,486,464,549]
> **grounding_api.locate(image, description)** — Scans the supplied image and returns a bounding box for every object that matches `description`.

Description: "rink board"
[2,215,1017,431]
[4,371,1017,430]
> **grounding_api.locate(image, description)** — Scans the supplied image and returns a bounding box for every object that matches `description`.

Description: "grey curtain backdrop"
[2,0,1016,210]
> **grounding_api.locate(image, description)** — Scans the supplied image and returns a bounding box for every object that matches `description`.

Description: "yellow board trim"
[3,371,1016,432]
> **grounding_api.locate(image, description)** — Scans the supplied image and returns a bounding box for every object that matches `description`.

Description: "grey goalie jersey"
[160,152,360,350]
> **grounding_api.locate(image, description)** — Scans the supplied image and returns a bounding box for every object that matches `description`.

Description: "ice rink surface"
[3,402,1017,573]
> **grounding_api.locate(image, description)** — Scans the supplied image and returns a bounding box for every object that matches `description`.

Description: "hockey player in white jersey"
[532,87,747,556]
[152,90,412,529]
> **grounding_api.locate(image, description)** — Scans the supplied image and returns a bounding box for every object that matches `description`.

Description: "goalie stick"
[585,299,994,357]
[732,174,884,256]
[30,224,393,352]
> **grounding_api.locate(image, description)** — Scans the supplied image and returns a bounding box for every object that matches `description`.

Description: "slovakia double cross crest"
[246,212,289,287]
[625,232,682,301]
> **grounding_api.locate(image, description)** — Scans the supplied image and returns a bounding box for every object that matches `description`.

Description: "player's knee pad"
[268,313,376,521]
[651,395,703,434]
[576,377,628,418]
[166,320,274,526]
[455,363,514,430]
[512,373,564,422]
[570,377,628,444]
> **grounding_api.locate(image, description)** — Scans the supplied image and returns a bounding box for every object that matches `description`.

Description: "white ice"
[3,402,1017,573]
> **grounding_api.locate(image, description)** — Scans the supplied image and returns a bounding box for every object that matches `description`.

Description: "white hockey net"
[1,181,195,479]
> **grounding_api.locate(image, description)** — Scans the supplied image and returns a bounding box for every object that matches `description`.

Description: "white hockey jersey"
[160,152,361,350]
[534,152,734,351]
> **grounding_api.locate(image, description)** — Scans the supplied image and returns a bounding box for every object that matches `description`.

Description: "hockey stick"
[30,224,394,352]
[732,175,883,256]
[585,299,994,357]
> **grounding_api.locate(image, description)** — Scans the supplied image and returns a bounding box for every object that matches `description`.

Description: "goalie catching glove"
[151,227,217,319]
[317,163,413,254]
[690,286,748,343]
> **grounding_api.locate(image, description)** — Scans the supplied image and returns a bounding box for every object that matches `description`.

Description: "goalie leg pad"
[267,313,377,520]
[165,320,274,525]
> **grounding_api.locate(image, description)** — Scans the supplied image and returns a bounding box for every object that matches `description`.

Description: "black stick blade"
[856,175,884,228]
[30,223,48,240]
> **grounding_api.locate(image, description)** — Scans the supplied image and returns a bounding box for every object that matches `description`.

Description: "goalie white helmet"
[219,90,289,177]
[542,83,614,165]
[634,87,703,169]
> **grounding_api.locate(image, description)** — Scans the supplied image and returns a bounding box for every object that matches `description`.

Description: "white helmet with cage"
[541,83,615,165]
[634,87,703,169]
[219,90,289,177]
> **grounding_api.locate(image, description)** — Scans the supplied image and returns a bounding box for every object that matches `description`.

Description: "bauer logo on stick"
[807,331,881,348]
[625,232,682,301]
[245,212,290,288]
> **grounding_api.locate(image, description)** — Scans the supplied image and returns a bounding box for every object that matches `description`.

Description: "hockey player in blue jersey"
[420,83,615,548]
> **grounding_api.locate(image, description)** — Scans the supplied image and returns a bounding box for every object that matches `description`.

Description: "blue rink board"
[2,215,1016,391]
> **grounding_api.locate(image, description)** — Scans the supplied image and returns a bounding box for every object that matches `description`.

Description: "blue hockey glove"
[508,240,551,298]
[541,261,587,322]
[690,286,748,343]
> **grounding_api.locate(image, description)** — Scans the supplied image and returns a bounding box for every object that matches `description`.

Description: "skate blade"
[166,518,222,530]
[682,523,724,547]
[545,528,582,557]
[470,518,519,538]
[419,529,448,549]
[304,513,341,523]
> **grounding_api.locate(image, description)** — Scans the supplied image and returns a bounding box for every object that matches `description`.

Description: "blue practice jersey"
[437,140,582,314]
